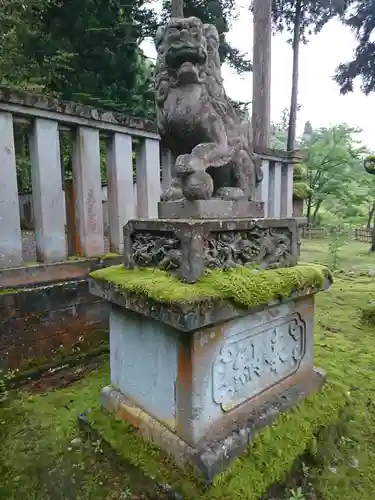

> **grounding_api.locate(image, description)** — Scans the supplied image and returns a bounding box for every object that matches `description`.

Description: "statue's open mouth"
[167,46,206,70]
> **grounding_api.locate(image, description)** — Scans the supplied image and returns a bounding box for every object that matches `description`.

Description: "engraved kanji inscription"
[212,314,306,410]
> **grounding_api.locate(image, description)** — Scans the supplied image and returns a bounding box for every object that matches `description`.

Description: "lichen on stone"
[90,263,332,309]
[293,163,305,181]
[293,182,312,200]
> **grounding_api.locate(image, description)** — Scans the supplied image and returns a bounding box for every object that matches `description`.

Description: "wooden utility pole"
[171,0,184,17]
[252,0,272,149]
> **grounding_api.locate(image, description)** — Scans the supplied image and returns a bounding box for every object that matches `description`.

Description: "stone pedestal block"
[123,217,300,283]
[89,275,329,481]
[158,199,264,219]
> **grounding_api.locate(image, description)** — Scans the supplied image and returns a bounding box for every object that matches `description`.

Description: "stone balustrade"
[0,87,298,270]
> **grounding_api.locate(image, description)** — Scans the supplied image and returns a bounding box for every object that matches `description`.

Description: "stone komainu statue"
[154,16,263,202]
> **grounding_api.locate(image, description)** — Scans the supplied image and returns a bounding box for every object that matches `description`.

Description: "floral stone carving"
[123,218,299,283]
[154,16,263,202]
[212,314,306,411]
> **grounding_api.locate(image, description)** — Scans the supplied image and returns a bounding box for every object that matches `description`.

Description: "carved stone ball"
[215,187,245,201]
[182,171,214,200]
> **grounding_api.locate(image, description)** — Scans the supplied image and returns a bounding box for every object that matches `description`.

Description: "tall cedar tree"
[335,0,375,95]
[6,0,157,118]
[271,0,352,151]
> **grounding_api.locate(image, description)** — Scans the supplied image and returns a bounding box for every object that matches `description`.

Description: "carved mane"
[154,18,239,129]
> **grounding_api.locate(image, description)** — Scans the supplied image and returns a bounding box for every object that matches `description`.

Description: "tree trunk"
[252,0,272,149]
[306,196,312,225]
[367,202,375,229]
[371,209,375,252]
[171,0,184,17]
[311,200,322,225]
[287,0,302,152]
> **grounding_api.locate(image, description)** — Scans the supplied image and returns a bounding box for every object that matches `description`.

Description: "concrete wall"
[0,279,109,370]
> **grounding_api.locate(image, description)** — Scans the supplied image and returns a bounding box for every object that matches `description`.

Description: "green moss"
[0,288,18,295]
[91,382,346,500]
[90,263,331,309]
[3,240,375,498]
[360,302,375,325]
[100,252,121,260]
[7,327,108,376]
[293,163,305,181]
[293,182,312,200]
[89,408,205,497]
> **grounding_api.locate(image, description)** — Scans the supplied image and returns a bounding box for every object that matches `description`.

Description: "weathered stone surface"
[158,199,264,219]
[123,217,299,283]
[0,112,23,268]
[155,17,263,202]
[0,255,122,289]
[99,292,325,482]
[29,118,67,262]
[0,86,158,135]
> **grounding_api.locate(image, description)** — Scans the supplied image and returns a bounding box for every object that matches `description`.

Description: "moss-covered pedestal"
[89,262,331,482]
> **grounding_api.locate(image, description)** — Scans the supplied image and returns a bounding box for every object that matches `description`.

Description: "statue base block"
[124,217,300,283]
[158,199,264,219]
[89,274,330,482]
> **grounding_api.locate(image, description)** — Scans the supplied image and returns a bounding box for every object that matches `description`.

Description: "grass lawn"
[1,237,375,499]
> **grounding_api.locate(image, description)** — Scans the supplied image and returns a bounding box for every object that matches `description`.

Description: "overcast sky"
[141,3,375,150]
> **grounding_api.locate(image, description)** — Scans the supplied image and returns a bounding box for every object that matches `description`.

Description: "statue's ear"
[203,23,220,44]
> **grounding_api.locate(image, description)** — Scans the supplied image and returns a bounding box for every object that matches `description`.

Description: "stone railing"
[0,87,298,270]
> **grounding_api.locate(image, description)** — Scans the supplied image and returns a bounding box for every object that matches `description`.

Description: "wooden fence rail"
[0,87,297,270]
[301,226,373,244]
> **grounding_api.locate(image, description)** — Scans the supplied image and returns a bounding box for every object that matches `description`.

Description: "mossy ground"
[90,262,330,309]
[1,239,375,498]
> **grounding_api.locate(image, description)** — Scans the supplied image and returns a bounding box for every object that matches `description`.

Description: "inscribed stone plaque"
[212,313,306,411]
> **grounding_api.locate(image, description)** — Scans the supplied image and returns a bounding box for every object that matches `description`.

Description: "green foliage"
[0,0,156,119]
[271,0,352,44]
[327,225,349,272]
[90,263,331,308]
[301,123,369,224]
[293,181,311,200]
[335,0,375,95]
[288,487,306,500]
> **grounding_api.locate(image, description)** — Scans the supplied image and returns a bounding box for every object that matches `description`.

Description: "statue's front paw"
[175,153,204,176]
[161,184,184,202]
[182,171,214,201]
[214,187,245,201]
